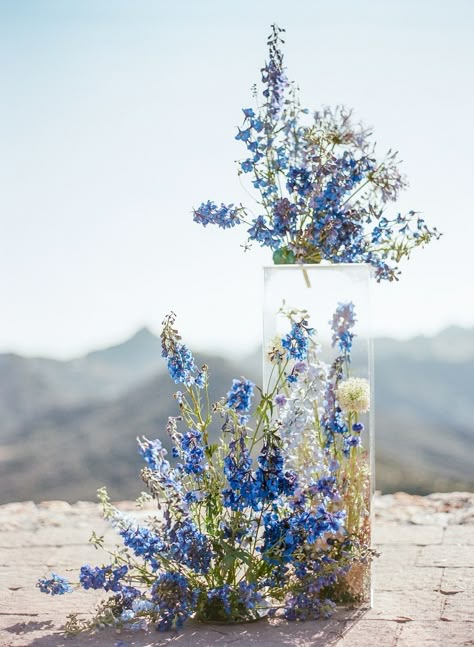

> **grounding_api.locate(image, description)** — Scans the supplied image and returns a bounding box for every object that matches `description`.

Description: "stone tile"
[0,526,133,549]
[339,619,399,645]
[5,586,105,616]
[366,590,443,621]
[373,523,443,545]
[0,587,13,611]
[398,620,474,646]
[376,544,421,567]
[417,545,474,568]
[441,568,474,593]
[374,565,442,592]
[441,592,474,621]
[0,544,110,568]
[443,525,474,545]
[0,528,97,548]
[0,566,53,589]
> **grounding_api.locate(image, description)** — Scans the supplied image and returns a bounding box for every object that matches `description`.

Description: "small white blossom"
[280,399,308,436]
[267,335,285,361]
[336,377,370,413]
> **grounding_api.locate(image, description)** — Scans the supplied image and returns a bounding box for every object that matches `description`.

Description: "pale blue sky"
[1,0,473,358]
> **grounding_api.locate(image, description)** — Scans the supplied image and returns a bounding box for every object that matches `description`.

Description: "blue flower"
[274,393,287,406]
[151,572,198,631]
[131,597,154,613]
[226,378,255,422]
[235,127,252,142]
[119,523,165,571]
[223,432,255,510]
[343,435,361,456]
[275,145,289,170]
[179,429,205,475]
[237,581,263,610]
[79,564,128,592]
[205,583,263,620]
[166,342,198,386]
[253,443,297,503]
[195,369,207,388]
[160,312,204,387]
[330,302,356,356]
[283,591,336,621]
[281,320,314,360]
[120,586,142,607]
[250,118,264,132]
[207,584,232,616]
[272,198,298,236]
[308,476,338,499]
[286,166,313,197]
[167,518,214,574]
[248,215,280,249]
[241,159,253,173]
[261,25,288,118]
[320,353,349,444]
[184,489,203,504]
[37,573,72,595]
[261,512,296,564]
[137,436,169,472]
[193,201,241,230]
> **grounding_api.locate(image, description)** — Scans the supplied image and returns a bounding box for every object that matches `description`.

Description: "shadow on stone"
[2,609,368,647]
[4,619,55,634]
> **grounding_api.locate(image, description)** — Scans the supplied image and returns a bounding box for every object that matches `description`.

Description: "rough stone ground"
[0,493,473,647]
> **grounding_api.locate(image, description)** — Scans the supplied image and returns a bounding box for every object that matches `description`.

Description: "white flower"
[267,335,285,361]
[280,399,308,436]
[336,377,370,413]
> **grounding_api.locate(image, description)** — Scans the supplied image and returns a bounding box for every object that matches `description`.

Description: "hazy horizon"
[2,318,473,363]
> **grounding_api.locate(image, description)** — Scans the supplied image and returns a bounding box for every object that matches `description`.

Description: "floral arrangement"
[38,305,375,633]
[193,25,440,281]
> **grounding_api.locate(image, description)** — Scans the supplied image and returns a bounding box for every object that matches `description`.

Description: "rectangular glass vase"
[263,263,374,606]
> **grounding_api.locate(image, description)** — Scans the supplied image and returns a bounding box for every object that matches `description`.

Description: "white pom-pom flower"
[336,377,370,413]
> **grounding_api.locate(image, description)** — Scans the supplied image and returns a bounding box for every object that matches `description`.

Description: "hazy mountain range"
[0,326,473,503]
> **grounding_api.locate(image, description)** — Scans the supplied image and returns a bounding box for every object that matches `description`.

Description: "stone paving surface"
[0,493,473,647]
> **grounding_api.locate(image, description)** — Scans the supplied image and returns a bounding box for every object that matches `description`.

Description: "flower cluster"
[118,519,165,571]
[226,378,255,423]
[38,305,374,633]
[151,572,198,631]
[37,573,72,596]
[193,25,440,281]
[193,201,242,229]
[79,564,128,592]
[282,319,314,362]
[331,302,356,356]
[160,312,206,387]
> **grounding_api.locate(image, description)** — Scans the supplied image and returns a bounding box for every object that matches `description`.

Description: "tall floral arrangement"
[193,25,440,281]
[38,306,374,632]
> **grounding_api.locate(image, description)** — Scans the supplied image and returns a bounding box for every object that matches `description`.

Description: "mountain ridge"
[0,325,472,502]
